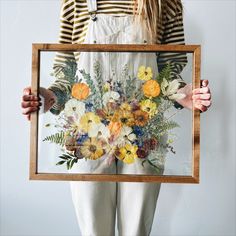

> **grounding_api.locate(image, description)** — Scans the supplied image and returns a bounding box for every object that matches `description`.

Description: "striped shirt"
[48,0,187,115]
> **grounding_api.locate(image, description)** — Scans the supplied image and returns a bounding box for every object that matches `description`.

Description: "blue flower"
[101,119,110,126]
[133,126,144,137]
[85,102,93,111]
[77,134,89,145]
[132,139,143,147]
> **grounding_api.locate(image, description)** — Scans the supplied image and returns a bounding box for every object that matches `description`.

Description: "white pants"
[69,158,163,236]
[70,180,161,236]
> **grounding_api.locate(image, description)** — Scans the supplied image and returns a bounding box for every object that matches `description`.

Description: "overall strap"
[87,0,97,20]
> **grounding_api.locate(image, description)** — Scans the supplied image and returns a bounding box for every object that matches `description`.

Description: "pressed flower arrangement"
[43,59,186,172]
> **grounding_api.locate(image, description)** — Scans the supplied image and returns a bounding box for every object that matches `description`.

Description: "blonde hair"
[133,0,183,44]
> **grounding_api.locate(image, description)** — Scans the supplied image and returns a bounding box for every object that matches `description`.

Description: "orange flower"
[108,121,122,138]
[142,80,160,98]
[111,109,135,127]
[133,110,149,126]
[72,83,90,100]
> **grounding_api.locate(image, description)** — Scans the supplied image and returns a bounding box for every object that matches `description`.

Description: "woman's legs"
[117,182,161,236]
[70,181,117,236]
[117,160,163,236]
[69,158,117,236]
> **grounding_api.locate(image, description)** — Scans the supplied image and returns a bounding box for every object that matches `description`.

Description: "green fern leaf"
[43,132,65,146]
[157,63,172,84]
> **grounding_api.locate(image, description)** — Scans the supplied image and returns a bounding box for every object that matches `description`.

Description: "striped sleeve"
[157,0,188,83]
[47,0,76,115]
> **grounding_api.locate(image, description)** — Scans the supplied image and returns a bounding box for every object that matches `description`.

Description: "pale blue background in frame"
[0,0,235,235]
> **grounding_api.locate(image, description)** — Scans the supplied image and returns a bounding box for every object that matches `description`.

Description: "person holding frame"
[21,0,212,235]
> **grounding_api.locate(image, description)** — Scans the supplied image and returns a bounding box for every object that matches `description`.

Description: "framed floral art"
[30,43,201,183]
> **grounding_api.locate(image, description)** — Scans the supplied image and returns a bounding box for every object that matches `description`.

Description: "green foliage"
[125,76,138,101]
[156,120,180,137]
[43,132,65,146]
[93,60,104,97]
[62,59,78,84]
[156,63,172,84]
[158,98,174,113]
[79,68,102,109]
[143,107,180,139]
[141,159,163,174]
[56,153,78,170]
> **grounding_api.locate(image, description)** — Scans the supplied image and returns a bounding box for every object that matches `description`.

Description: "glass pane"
[38,50,193,176]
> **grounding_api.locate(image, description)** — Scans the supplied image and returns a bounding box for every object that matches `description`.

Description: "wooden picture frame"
[30,43,201,183]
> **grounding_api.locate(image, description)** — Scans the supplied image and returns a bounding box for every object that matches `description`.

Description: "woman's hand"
[176,79,212,112]
[192,80,212,112]
[21,86,57,121]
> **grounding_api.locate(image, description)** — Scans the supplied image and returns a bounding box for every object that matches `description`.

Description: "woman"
[22,0,212,235]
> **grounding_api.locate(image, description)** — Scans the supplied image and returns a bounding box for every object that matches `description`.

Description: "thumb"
[23,86,31,95]
[201,80,208,87]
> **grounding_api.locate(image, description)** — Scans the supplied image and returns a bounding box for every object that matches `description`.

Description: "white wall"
[0,1,235,236]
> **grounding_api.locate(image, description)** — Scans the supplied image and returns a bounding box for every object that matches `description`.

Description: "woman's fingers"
[22,106,39,115]
[194,103,208,112]
[23,87,31,96]
[21,101,41,108]
[201,79,209,87]
[194,99,212,107]
[22,86,41,120]
[22,94,40,102]
[192,80,212,113]
[192,86,210,94]
[192,93,211,100]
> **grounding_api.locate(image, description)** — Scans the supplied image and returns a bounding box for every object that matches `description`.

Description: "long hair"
[133,0,183,44]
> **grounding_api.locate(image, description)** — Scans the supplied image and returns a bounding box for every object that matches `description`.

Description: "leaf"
[43,132,65,146]
[166,79,180,94]
[147,160,163,173]
[93,60,104,97]
[58,154,71,160]
[157,63,172,84]
[69,159,76,169]
[141,160,146,167]
[66,160,71,170]
[56,160,66,165]
[79,68,102,109]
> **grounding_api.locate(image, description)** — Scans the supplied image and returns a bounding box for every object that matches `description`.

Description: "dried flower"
[142,80,160,98]
[117,144,138,164]
[72,83,90,100]
[133,110,149,127]
[137,66,153,81]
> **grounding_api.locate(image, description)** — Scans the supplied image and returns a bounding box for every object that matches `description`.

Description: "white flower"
[115,126,136,147]
[102,91,120,106]
[161,78,186,100]
[88,123,110,140]
[64,98,85,117]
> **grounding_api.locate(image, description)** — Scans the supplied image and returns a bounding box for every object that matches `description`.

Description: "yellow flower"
[137,66,153,81]
[72,83,90,100]
[140,99,158,118]
[117,144,138,164]
[133,110,149,126]
[103,82,110,92]
[79,112,101,132]
[80,138,105,160]
[142,80,160,98]
[111,109,135,127]
[120,102,132,111]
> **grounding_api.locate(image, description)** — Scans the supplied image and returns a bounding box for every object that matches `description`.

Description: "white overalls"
[69,1,163,235]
